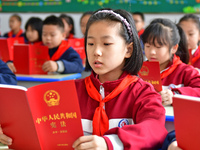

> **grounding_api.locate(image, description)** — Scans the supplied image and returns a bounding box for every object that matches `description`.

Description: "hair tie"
[94,10,133,40]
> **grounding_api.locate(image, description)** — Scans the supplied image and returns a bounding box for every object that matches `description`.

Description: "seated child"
[59,14,75,39]
[42,15,83,74]
[0,59,17,85]
[24,17,43,45]
[3,14,24,38]
[7,17,43,73]
[80,11,93,36]
[178,14,200,71]
[142,18,200,105]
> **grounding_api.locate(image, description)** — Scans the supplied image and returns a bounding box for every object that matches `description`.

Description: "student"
[59,14,75,39]
[132,11,145,37]
[142,18,200,106]
[3,14,24,38]
[80,11,93,36]
[6,17,43,73]
[42,15,83,74]
[178,14,200,70]
[0,9,167,149]
[24,17,43,45]
[0,59,17,85]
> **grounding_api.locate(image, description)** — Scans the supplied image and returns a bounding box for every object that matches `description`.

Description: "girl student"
[178,14,200,70]
[6,17,43,73]
[80,11,93,36]
[24,17,43,45]
[0,9,167,149]
[59,14,75,39]
[3,14,24,38]
[142,18,200,106]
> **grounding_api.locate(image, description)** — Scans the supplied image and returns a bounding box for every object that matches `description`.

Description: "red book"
[173,95,200,150]
[138,61,162,92]
[0,80,83,150]
[68,38,86,66]
[14,44,50,75]
[0,37,25,62]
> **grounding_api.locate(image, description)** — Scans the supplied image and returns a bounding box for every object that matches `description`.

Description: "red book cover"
[0,80,83,150]
[138,61,162,92]
[0,38,14,62]
[14,44,50,75]
[68,38,86,66]
[173,95,200,150]
[0,38,25,62]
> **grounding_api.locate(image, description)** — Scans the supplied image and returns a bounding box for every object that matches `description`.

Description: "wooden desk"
[165,106,174,132]
[16,73,81,88]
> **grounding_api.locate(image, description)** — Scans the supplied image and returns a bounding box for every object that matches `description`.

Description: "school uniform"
[189,45,200,69]
[0,59,17,85]
[161,55,200,97]
[162,130,176,150]
[75,71,167,150]
[49,40,83,74]
[3,29,24,38]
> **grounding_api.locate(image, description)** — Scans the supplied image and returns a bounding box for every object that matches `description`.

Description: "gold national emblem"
[139,65,149,76]
[44,90,60,107]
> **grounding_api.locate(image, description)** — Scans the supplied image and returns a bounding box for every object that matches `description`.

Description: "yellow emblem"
[139,65,149,76]
[44,90,60,107]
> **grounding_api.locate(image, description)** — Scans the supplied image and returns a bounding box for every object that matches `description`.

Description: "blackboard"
[0,0,200,13]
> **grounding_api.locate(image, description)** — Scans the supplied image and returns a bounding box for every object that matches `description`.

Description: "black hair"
[85,8,143,75]
[142,18,189,63]
[176,25,189,64]
[178,14,200,31]
[59,14,75,35]
[132,11,145,21]
[43,15,64,33]
[10,14,22,22]
[25,17,43,41]
[80,11,93,22]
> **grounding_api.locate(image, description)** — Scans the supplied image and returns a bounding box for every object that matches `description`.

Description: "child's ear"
[62,32,66,40]
[171,44,178,54]
[125,42,133,58]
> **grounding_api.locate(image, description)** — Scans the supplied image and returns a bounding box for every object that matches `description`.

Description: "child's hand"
[168,141,182,150]
[42,60,58,72]
[72,135,108,150]
[159,89,173,105]
[0,125,12,145]
[7,63,16,73]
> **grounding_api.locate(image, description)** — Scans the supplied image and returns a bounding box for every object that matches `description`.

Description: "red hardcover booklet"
[0,37,25,62]
[68,38,86,66]
[14,44,50,75]
[173,95,200,150]
[138,61,162,92]
[0,80,83,150]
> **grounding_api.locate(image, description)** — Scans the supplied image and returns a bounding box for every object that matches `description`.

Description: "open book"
[138,61,162,92]
[0,80,83,150]
[173,95,200,150]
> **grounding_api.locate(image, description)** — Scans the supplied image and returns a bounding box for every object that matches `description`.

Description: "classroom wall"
[0,13,200,38]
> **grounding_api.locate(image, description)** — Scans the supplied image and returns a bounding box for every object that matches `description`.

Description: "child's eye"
[104,43,111,46]
[87,43,94,46]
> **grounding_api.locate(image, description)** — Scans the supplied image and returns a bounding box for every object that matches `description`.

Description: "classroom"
[0,0,200,150]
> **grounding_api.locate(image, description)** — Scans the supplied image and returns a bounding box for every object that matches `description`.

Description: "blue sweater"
[0,60,17,85]
[49,46,83,74]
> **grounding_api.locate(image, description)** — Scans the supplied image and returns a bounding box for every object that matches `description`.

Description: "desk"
[16,73,81,88]
[0,143,8,149]
[165,106,174,132]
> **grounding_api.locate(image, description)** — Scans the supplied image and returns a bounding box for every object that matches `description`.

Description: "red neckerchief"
[8,29,23,37]
[28,41,43,46]
[50,40,71,61]
[138,28,144,37]
[191,45,200,65]
[161,55,182,79]
[67,33,74,39]
[85,74,138,136]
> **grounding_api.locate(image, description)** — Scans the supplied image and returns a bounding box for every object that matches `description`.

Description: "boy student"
[42,15,83,74]
[3,14,24,38]
[132,11,145,38]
